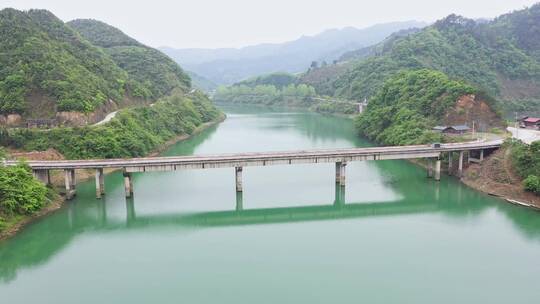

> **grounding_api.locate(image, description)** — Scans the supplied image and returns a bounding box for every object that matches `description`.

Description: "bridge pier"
[427,158,433,178]
[458,151,464,178]
[468,149,485,164]
[335,162,346,186]
[435,158,441,181]
[235,167,243,192]
[33,169,51,186]
[123,170,133,198]
[95,168,105,199]
[448,152,453,175]
[64,169,76,200]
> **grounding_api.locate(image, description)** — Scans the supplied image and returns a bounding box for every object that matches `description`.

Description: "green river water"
[1,105,540,303]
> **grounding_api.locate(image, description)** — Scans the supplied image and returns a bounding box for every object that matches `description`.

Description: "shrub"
[524,175,540,194]
[0,163,48,216]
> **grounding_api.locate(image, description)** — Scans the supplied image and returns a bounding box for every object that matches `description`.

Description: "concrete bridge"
[5,140,502,200]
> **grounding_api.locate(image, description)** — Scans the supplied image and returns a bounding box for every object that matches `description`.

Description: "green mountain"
[67,19,191,100]
[0,9,129,114]
[305,4,540,113]
[0,9,194,121]
[354,69,502,145]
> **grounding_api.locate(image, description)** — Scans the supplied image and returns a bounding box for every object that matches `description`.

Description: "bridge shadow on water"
[2,173,540,284]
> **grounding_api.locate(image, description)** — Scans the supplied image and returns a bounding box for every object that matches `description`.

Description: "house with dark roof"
[432,125,471,135]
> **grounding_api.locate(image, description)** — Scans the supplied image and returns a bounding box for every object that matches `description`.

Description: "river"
[1,105,540,303]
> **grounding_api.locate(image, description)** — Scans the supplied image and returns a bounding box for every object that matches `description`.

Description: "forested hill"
[67,19,191,100]
[304,4,540,113]
[0,9,130,114]
[354,69,503,145]
[0,9,193,123]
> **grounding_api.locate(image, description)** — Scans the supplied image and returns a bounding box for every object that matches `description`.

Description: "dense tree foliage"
[0,9,128,113]
[0,163,49,231]
[237,73,298,89]
[214,83,317,106]
[354,69,487,145]
[509,140,540,195]
[214,80,358,114]
[106,46,190,99]
[306,5,540,113]
[68,19,191,99]
[0,9,192,116]
[66,19,142,48]
[1,91,220,159]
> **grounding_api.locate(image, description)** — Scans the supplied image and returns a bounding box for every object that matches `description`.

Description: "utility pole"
[515,112,519,140]
[472,120,476,140]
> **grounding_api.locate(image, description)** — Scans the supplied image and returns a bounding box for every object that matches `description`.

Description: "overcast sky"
[2,0,538,49]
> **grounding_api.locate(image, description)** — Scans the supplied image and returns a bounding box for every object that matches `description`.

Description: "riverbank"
[0,113,226,241]
[409,148,540,210]
[461,147,540,210]
[0,191,64,241]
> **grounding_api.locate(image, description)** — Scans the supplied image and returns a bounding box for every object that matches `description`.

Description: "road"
[92,110,118,126]
[507,127,540,144]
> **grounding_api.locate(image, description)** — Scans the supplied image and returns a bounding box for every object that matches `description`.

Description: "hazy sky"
[2,0,538,49]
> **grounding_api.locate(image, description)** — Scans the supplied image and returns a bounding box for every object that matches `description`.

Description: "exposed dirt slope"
[462,147,540,208]
[443,94,504,130]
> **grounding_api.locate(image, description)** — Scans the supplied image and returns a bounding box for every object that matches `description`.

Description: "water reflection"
[2,176,540,284]
[2,104,540,301]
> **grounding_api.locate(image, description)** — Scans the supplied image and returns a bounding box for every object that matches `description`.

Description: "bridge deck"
[5,140,502,171]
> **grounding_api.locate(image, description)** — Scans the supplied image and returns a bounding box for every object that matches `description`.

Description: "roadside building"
[521,117,540,129]
[432,125,471,135]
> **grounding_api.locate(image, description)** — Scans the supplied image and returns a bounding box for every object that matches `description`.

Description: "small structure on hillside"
[357,98,368,114]
[519,117,540,129]
[26,119,57,129]
[432,125,471,135]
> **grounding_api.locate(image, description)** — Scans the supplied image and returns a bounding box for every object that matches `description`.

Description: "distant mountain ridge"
[300,3,540,113]
[160,21,427,84]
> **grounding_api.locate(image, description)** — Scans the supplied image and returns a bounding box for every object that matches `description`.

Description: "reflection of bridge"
[3,181,540,284]
[121,194,438,229]
[6,140,501,200]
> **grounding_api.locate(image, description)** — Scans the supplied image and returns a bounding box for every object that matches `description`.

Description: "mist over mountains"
[160,21,427,85]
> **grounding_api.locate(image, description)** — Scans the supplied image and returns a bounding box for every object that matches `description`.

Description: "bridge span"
[5,140,502,199]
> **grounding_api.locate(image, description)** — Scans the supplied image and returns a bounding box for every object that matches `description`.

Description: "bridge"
[5,140,502,200]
